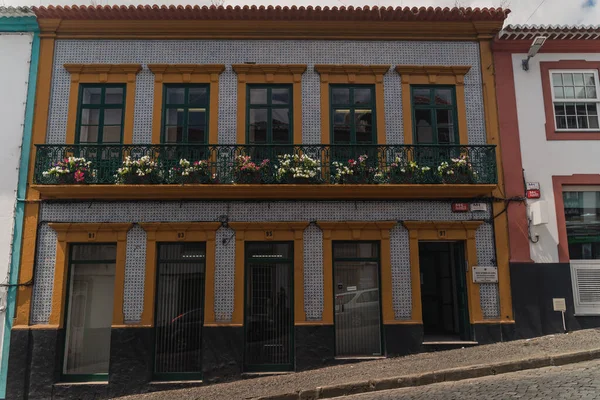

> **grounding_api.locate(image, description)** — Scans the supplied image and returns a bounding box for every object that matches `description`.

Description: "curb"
[256,348,600,400]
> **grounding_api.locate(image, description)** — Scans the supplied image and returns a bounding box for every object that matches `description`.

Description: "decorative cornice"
[395,65,471,84]
[232,64,306,83]
[147,64,225,83]
[48,223,133,233]
[139,222,221,232]
[228,222,309,232]
[402,221,483,231]
[64,64,142,83]
[315,64,390,83]
[317,221,397,231]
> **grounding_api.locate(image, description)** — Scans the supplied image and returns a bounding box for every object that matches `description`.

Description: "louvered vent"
[571,261,600,315]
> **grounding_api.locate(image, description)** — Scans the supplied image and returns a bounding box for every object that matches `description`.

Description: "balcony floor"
[31,184,497,201]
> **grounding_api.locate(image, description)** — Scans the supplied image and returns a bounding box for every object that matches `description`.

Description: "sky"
[1,0,599,27]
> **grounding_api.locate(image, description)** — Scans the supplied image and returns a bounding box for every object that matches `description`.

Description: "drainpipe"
[0,28,40,399]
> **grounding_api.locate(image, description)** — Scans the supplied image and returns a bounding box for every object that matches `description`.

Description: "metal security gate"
[154,243,206,380]
[244,242,294,372]
[333,241,382,357]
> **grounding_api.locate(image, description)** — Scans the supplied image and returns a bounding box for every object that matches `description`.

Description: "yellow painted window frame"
[314,65,390,145]
[232,64,306,144]
[63,64,142,144]
[46,223,132,328]
[402,221,486,324]
[139,222,221,327]
[318,221,397,326]
[147,64,225,144]
[395,65,471,145]
[227,222,309,326]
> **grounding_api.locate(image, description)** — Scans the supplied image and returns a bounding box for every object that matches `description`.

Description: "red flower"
[74,171,85,183]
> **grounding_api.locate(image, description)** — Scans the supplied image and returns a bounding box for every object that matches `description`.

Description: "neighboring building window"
[76,84,125,144]
[63,244,116,381]
[411,86,458,144]
[163,85,209,143]
[563,191,600,259]
[330,85,376,144]
[247,85,292,144]
[551,71,600,131]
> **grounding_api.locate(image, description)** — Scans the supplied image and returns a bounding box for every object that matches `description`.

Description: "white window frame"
[571,260,600,315]
[550,69,600,132]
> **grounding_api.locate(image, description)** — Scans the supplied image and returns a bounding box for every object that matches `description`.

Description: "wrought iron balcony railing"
[33,144,497,185]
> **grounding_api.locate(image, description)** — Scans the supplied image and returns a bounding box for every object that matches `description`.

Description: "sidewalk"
[120,329,600,400]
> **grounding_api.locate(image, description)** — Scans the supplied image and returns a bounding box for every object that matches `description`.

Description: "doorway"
[244,242,294,372]
[419,241,471,342]
[333,241,382,357]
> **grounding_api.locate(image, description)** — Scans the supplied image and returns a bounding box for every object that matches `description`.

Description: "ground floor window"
[563,190,600,259]
[63,243,117,381]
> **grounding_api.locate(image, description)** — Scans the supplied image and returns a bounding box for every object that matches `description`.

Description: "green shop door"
[154,243,206,380]
[244,242,294,372]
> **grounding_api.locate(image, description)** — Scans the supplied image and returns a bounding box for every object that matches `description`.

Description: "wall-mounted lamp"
[522,36,547,71]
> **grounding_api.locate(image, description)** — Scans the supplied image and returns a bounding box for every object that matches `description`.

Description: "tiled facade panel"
[47,40,486,145]
[31,201,498,324]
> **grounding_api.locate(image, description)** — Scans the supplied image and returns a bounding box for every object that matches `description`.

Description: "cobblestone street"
[345,359,600,400]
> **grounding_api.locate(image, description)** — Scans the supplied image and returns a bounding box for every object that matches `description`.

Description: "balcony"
[32,144,497,200]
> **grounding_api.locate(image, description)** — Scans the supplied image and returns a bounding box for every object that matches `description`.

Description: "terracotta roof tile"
[499,24,600,40]
[33,5,509,22]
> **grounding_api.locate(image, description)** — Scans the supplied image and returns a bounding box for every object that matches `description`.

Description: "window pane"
[272,108,290,143]
[590,116,599,129]
[104,109,122,125]
[567,116,577,129]
[412,88,430,105]
[585,73,595,86]
[249,108,267,143]
[333,109,350,125]
[588,103,598,115]
[414,109,433,143]
[81,109,100,125]
[71,244,117,261]
[574,73,585,86]
[552,73,563,86]
[331,88,350,105]
[576,104,587,116]
[82,87,102,105]
[563,191,600,260]
[565,87,575,99]
[565,104,576,116]
[586,87,597,99]
[189,87,208,104]
[79,126,98,143]
[187,126,205,143]
[333,242,378,258]
[554,87,564,99]
[556,116,567,129]
[577,116,589,129]
[354,88,372,104]
[436,109,455,143]
[333,125,351,143]
[64,245,116,376]
[355,109,373,143]
[563,73,574,86]
[105,87,124,104]
[166,88,185,104]
[166,108,184,126]
[250,88,268,105]
[188,109,206,127]
[102,126,121,143]
[554,103,566,116]
[435,89,453,105]
[271,88,290,105]
[576,87,586,99]
[165,126,181,143]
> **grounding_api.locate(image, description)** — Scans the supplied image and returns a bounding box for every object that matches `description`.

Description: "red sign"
[452,202,469,212]
[526,189,541,199]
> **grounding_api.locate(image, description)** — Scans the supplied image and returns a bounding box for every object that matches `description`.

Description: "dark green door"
[244,242,294,372]
[452,242,471,341]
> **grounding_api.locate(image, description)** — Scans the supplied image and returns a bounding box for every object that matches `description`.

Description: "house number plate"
[472,266,498,283]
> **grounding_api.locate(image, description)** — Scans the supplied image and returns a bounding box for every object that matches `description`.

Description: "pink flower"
[348,159,355,164]
[74,171,85,183]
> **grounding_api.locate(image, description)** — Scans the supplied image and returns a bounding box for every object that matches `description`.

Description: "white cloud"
[1,0,597,26]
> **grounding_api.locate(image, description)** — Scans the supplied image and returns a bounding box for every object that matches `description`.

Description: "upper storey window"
[162,84,209,144]
[411,86,458,144]
[551,71,600,131]
[76,84,125,144]
[247,85,293,144]
[330,85,376,144]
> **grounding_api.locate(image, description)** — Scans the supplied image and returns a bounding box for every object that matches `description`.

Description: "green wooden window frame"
[76,84,126,144]
[411,85,459,144]
[246,84,293,145]
[162,84,210,144]
[330,85,377,144]
[61,243,117,383]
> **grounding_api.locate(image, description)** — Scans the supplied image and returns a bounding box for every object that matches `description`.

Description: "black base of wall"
[295,324,335,371]
[510,262,600,339]
[202,325,244,383]
[384,324,423,357]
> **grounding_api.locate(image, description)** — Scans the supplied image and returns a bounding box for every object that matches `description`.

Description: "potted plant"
[387,158,432,184]
[331,154,377,184]
[232,155,269,184]
[169,159,214,184]
[437,154,476,184]
[276,154,321,184]
[41,156,93,184]
[115,155,162,184]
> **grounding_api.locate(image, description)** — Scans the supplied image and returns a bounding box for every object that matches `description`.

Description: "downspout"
[0,28,40,399]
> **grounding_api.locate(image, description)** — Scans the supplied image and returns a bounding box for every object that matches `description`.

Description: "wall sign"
[526,189,541,199]
[470,202,488,212]
[526,182,540,190]
[452,202,469,212]
[472,266,498,283]
[553,298,567,312]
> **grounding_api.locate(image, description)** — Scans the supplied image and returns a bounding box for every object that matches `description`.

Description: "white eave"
[499,24,600,40]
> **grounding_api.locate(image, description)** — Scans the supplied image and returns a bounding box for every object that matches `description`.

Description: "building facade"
[494,26,600,338]
[8,5,512,399]
[0,7,39,400]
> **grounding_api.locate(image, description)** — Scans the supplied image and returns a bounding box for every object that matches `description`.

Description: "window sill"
[546,130,600,141]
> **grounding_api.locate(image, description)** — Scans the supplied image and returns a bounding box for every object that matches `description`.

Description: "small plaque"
[472,266,498,283]
[452,202,469,212]
[553,298,567,312]
[470,202,488,212]
[347,286,357,292]
[527,189,541,199]
[526,182,540,190]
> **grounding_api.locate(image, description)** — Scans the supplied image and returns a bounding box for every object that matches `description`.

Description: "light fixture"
[522,36,547,71]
